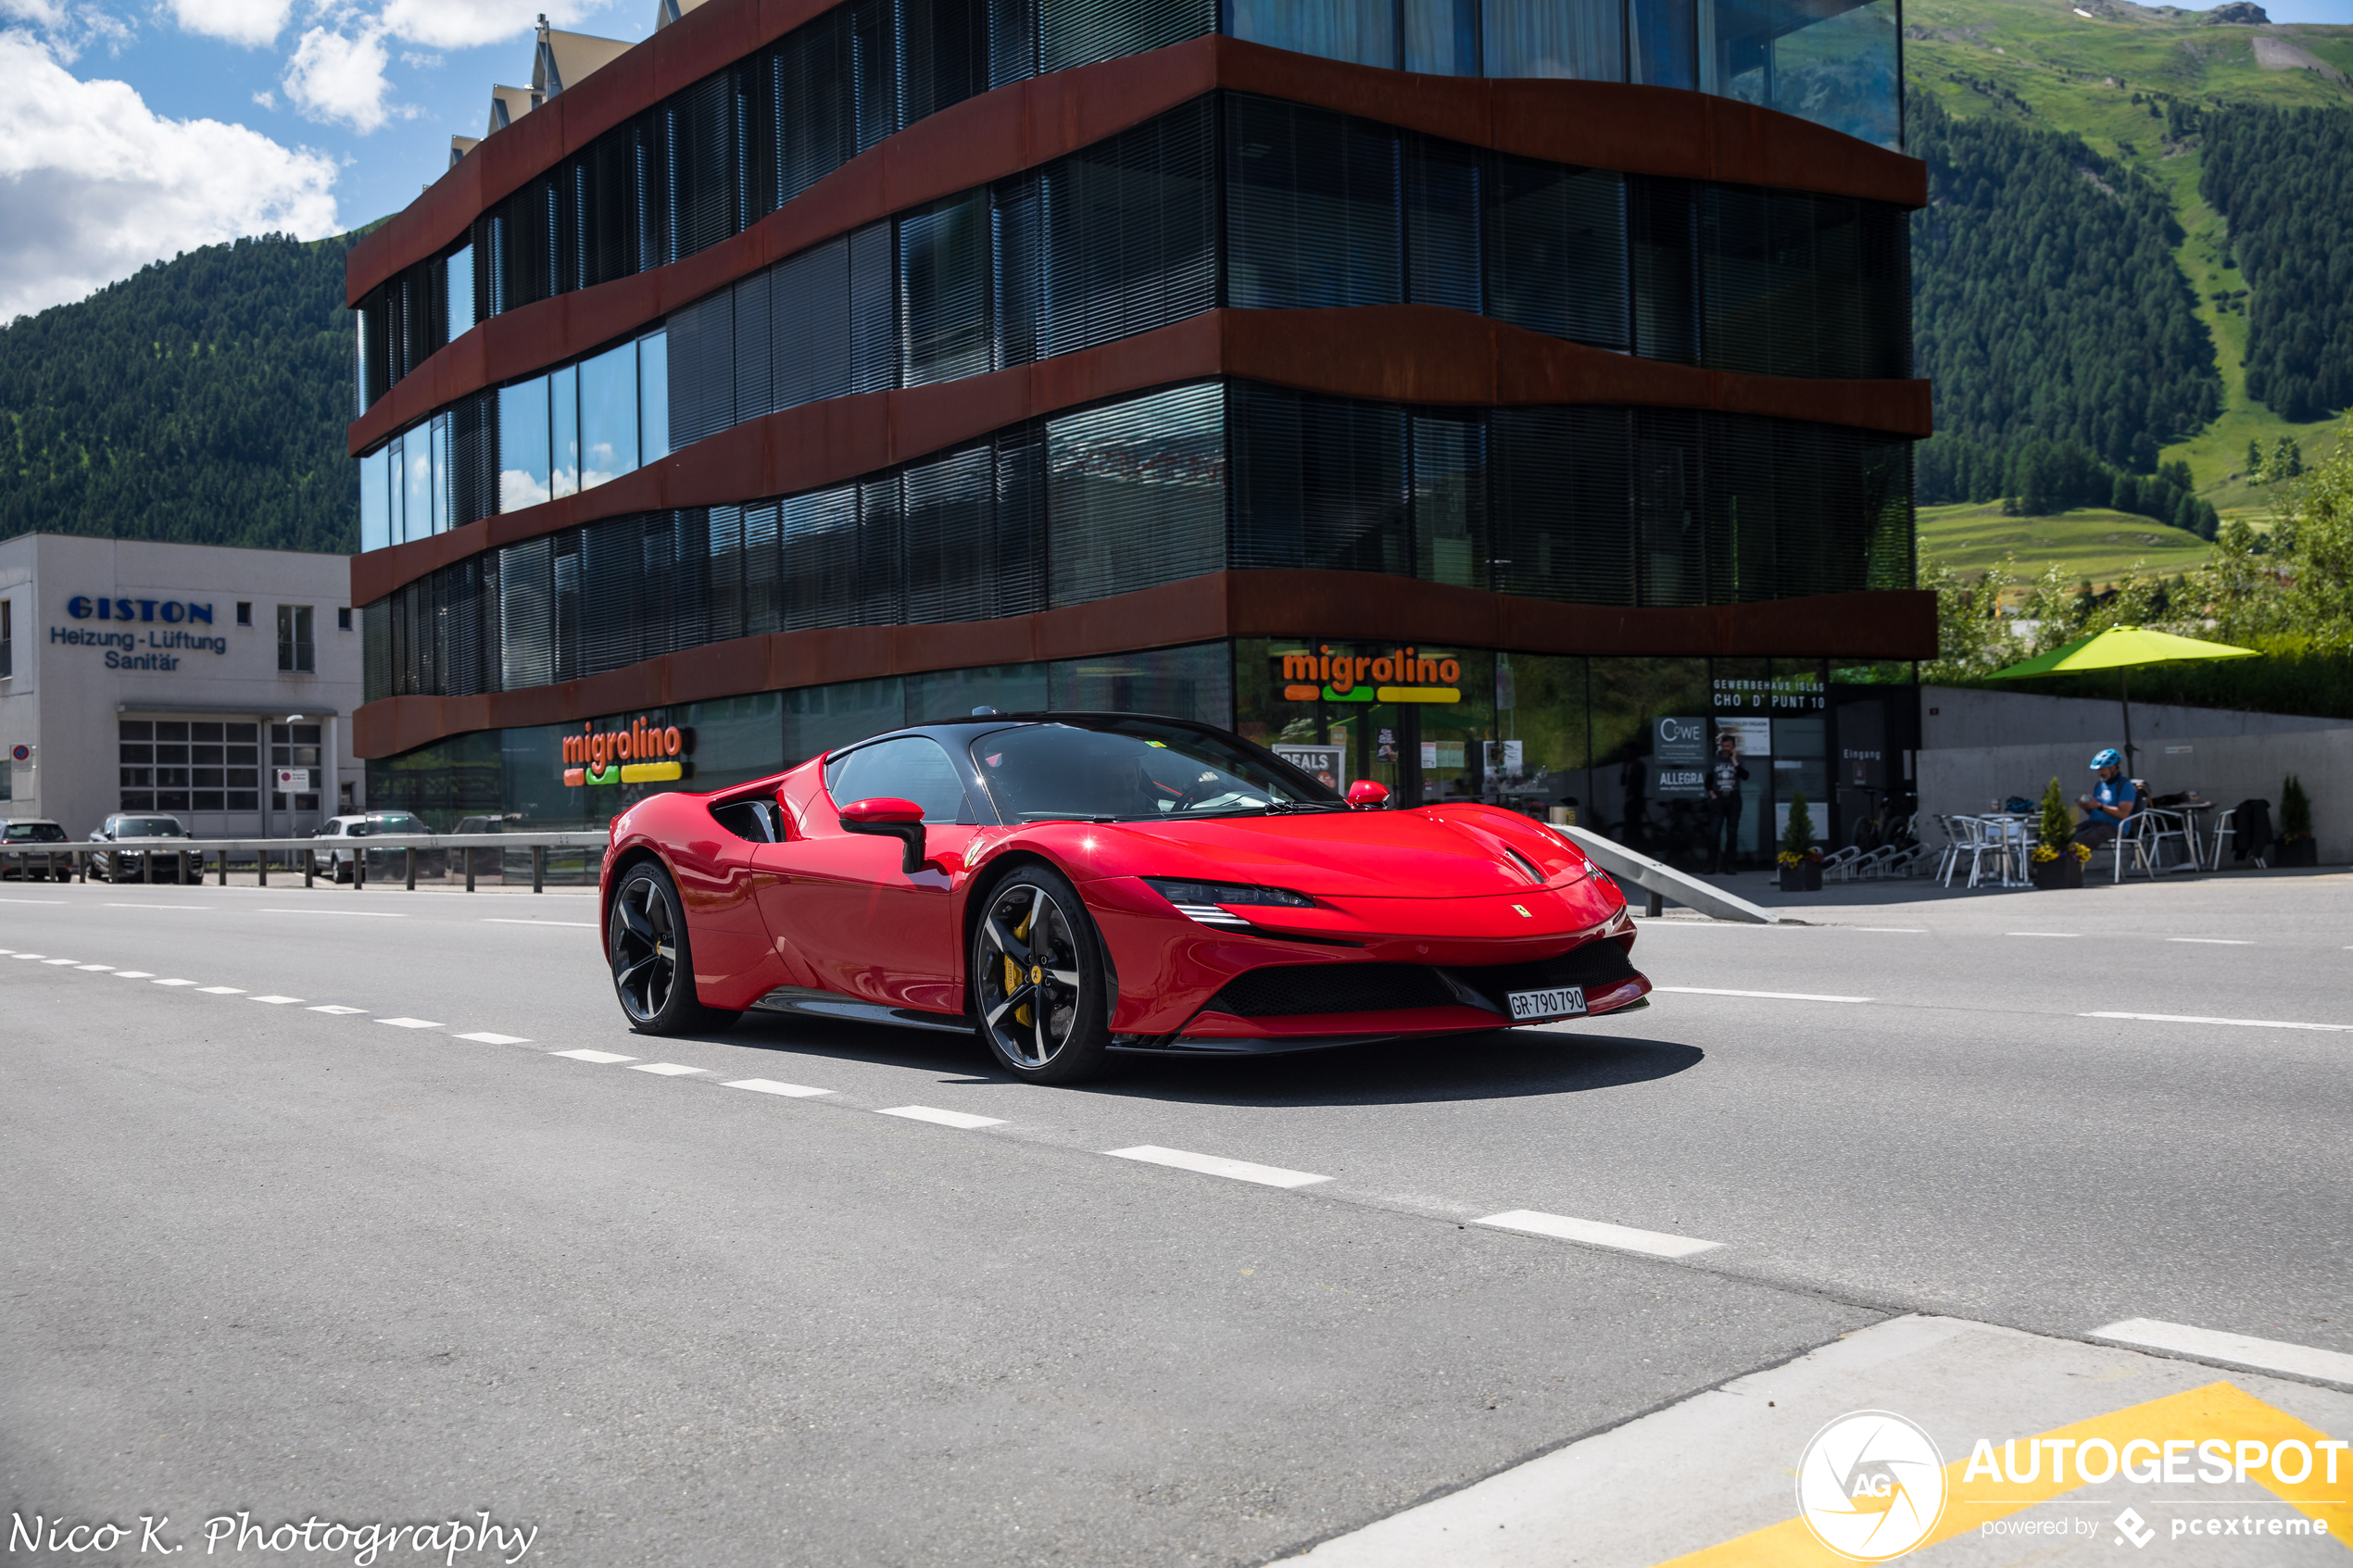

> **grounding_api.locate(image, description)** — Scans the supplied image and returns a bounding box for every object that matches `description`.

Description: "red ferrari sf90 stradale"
[599,712,1651,1084]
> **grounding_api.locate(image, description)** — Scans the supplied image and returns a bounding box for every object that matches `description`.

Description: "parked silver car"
[312,810,428,882]
[87,813,200,883]
[1,818,73,880]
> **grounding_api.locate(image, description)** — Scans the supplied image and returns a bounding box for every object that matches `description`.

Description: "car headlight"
[1142,877,1315,928]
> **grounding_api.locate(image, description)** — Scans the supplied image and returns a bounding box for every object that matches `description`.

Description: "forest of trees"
[2198,104,2353,423]
[0,232,359,555]
[1908,94,2222,507]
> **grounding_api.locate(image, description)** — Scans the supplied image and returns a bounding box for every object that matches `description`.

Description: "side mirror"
[1347,780,1391,810]
[838,797,928,872]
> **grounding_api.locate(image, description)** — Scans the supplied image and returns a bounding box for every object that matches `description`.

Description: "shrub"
[1778,793,1818,865]
[2281,774,2313,841]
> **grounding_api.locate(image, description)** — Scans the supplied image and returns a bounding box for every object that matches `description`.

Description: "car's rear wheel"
[608,861,738,1035]
[971,866,1112,1084]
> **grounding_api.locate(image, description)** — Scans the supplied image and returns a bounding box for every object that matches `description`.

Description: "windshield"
[970,720,1340,822]
[6,822,68,843]
[361,814,422,835]
[117,818,185,837]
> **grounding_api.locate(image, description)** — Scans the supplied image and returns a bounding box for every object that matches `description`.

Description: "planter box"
[2276,837,2318,868]
[1779,861,1822,892]
[2030,854,2083,890]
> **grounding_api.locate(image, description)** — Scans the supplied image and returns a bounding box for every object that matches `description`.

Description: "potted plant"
[2030,775,2088,889]
[1778,793,1823,891]
[2276,774,2318,866]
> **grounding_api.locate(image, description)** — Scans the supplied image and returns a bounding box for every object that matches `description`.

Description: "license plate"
[1508,985,1586,1022]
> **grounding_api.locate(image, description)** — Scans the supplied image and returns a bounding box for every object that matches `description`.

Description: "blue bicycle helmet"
[2090,747,2122,769]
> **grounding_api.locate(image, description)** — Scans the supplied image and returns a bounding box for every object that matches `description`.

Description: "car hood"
[1070,808,1590,898]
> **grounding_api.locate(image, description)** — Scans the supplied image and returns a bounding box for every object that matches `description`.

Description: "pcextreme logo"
[560,717,691,787]
[1796,1411,1948,1562]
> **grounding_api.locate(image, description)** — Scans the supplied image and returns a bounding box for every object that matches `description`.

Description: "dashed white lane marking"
[12,953,47,960]
[151,978,199,986]
[78,965,117,972]
[1476,1208,1722,1261]
[248,995,304,1004]
[2169,936,2254,945]
[879,1105,1007,1130]
[196,985,244,994]
[0,899,65,906]
[481,919,598,927]
[456,1032,532,1045]
[551,1048,636,1064]
[2091,1317,2353,1386]
[628,1062,708,1077]
[261,909,408,918]
[112,971,156,979]
[375,1017,442,1029]
[2082,1010,2353,1033]
[2007,931,2080,937]
[308,1005,368,1015]
[1855,927,1926,933]
[1653,986,1872,1003]
[1106,1145,1330,1189]
[723,1078,832,1098]
[43,958,81,965]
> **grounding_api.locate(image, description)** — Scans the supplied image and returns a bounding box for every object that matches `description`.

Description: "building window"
[271,723,323,813]
[236,601,253,626]
[0,596,11,679]
[278,605,316,672]
[338,607,353,631]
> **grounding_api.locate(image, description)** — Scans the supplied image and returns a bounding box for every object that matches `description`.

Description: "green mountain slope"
[0,232,360,556]
[1905,0,2353,536]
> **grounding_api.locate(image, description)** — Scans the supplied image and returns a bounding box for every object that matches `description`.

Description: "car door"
[750,735,987,1016]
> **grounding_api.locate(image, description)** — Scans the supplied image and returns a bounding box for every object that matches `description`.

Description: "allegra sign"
[560,717,690,786]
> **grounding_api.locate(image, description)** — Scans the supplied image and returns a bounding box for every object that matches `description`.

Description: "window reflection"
[1229,0,1397,68]
[359,446,390,553]
[1484,0,1625,80]
[499,380,551,512]
[579,341,638,490]
[549,363,580,499]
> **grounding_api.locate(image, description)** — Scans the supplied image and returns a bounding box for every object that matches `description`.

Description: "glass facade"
[355,0,1902,412]
[365,379,1908,703]
[365,641,1909,866]
[359,94,1908,548]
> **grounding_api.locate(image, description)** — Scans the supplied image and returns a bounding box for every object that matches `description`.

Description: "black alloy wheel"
[971,866,1112,1084]
[608,862,738,1035]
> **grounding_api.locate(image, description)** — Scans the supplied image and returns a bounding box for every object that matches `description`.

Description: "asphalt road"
[3,869,2347,1565]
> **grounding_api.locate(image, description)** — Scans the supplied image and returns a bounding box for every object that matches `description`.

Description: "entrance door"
[750,735,982,1017]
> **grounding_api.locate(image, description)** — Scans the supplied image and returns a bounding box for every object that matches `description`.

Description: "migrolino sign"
[560,717,693,787]
[1277,646,1462,704]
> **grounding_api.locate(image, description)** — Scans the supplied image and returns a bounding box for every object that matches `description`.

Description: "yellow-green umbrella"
[1989,625,2259,774]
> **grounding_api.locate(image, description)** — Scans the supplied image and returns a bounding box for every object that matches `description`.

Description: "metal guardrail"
[1,833,611,893]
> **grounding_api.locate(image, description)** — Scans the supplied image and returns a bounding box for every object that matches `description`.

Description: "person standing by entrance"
[1706,730,1749,873]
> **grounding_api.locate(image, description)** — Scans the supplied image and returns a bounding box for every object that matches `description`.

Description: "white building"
[0,533,361,839]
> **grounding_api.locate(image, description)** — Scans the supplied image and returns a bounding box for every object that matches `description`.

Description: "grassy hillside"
[1918,500,2215,592]
[1906,0,2353,523]
[0,232,360,556]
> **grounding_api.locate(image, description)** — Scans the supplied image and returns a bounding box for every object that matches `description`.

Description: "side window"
[825,737,976,824]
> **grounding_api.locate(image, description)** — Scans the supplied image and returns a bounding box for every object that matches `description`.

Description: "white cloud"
[0,32,338,322]
[169,0,294,47]
[376,0,616,51]
[3,0,132,61]
[250,87,275,107]
[282,22,399,132]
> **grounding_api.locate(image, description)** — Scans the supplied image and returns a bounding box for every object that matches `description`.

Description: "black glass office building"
[349,0,1931,867]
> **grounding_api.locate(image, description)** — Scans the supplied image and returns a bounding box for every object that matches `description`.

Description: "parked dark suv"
[88,813,200,883]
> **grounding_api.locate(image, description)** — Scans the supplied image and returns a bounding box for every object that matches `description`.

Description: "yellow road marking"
[1653,1381,2347,1564]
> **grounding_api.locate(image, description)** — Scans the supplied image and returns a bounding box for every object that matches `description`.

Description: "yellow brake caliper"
[1010,906,1036,1027]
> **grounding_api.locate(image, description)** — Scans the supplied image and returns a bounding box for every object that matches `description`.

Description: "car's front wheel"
[608,861,738,1035]
[971,866,1112,1084]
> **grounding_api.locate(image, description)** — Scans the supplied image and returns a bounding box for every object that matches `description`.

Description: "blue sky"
[0,0,2347,325]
